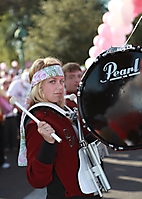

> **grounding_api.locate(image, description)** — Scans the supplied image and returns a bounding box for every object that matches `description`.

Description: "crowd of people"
[0,59,108,198]
[0,67,30,169]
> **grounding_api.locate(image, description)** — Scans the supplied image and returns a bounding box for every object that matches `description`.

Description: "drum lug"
[77,83,83,95]
[79,139,88,148]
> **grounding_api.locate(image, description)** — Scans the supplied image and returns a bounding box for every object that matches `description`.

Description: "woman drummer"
[24,57,101,199]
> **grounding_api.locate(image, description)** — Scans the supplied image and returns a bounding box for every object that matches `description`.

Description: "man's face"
[65,70,83,93]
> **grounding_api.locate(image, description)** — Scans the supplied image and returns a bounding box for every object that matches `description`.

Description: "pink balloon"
[111,23,133,37]
[93,35,101,46]
[112,35,126,46]
[98,23,111,39]
[102,12,110,23]
[98,37,112,51]
[89,46,103,58]
[120,0,134,24]
[132,0,142,17]
[111,27,124,37]
[122,23,133,35]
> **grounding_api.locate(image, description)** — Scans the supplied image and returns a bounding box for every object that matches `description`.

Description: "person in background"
[0,89,11,169]
[62,62,83,109]
[7,68,30,111]
[0,78,18,151]
[1,79,11,92]
[6,69,31,147]
[22,57,101,199]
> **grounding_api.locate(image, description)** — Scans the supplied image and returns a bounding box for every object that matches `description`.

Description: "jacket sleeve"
[25,120,56,188]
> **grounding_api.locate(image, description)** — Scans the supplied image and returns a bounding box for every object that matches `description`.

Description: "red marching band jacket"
[25,106,93,197]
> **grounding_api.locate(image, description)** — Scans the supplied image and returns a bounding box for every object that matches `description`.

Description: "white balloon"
[85,58,94,69]
[107,12,124,28]
[108,0,123,13]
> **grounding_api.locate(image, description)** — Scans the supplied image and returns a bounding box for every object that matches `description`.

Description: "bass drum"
[78,44,142,150]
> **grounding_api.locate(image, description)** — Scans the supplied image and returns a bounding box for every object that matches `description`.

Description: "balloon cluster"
[85,0,142,68]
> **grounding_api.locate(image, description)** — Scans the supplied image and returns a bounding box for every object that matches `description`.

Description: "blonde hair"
[28,57,65,108]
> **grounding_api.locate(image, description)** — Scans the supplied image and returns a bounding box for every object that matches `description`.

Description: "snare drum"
[78,45,142,150]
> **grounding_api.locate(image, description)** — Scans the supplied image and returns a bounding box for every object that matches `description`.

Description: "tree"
[0,0,43,66]
[0,14,17,65]
[24,0,106,65]
[1,0,141,67]
[0,0,42,16]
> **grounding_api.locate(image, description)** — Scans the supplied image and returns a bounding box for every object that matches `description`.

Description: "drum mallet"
[9,96,62,143]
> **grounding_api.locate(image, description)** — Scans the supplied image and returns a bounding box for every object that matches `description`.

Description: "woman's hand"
[37,121,56,143]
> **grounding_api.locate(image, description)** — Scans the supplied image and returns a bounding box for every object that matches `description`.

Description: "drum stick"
[9,96,62,143]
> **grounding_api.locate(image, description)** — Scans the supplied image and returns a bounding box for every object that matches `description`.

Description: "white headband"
[31,65,64,87]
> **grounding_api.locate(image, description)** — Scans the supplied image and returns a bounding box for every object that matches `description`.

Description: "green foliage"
[0,14,17,66]
[24,0,105,64]
[0,0,42,16]
[0,0,43,66]
[0,0,141,67]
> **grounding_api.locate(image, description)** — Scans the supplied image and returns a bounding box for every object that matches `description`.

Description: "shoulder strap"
[23,102,73,128]
[28,102,69,117]
[18,102,74,167]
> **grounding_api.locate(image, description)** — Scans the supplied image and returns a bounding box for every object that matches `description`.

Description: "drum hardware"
[66,110,77,121]
[98,44,133,59]
[64,104,78,121]
[67,97,111,196]
[77,110,111,197]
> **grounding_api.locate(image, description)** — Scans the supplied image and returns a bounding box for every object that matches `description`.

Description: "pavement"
[0,147,142,199]
[103,148,142,199]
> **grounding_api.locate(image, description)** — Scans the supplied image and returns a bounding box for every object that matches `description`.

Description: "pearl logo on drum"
[100,58,140,83]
